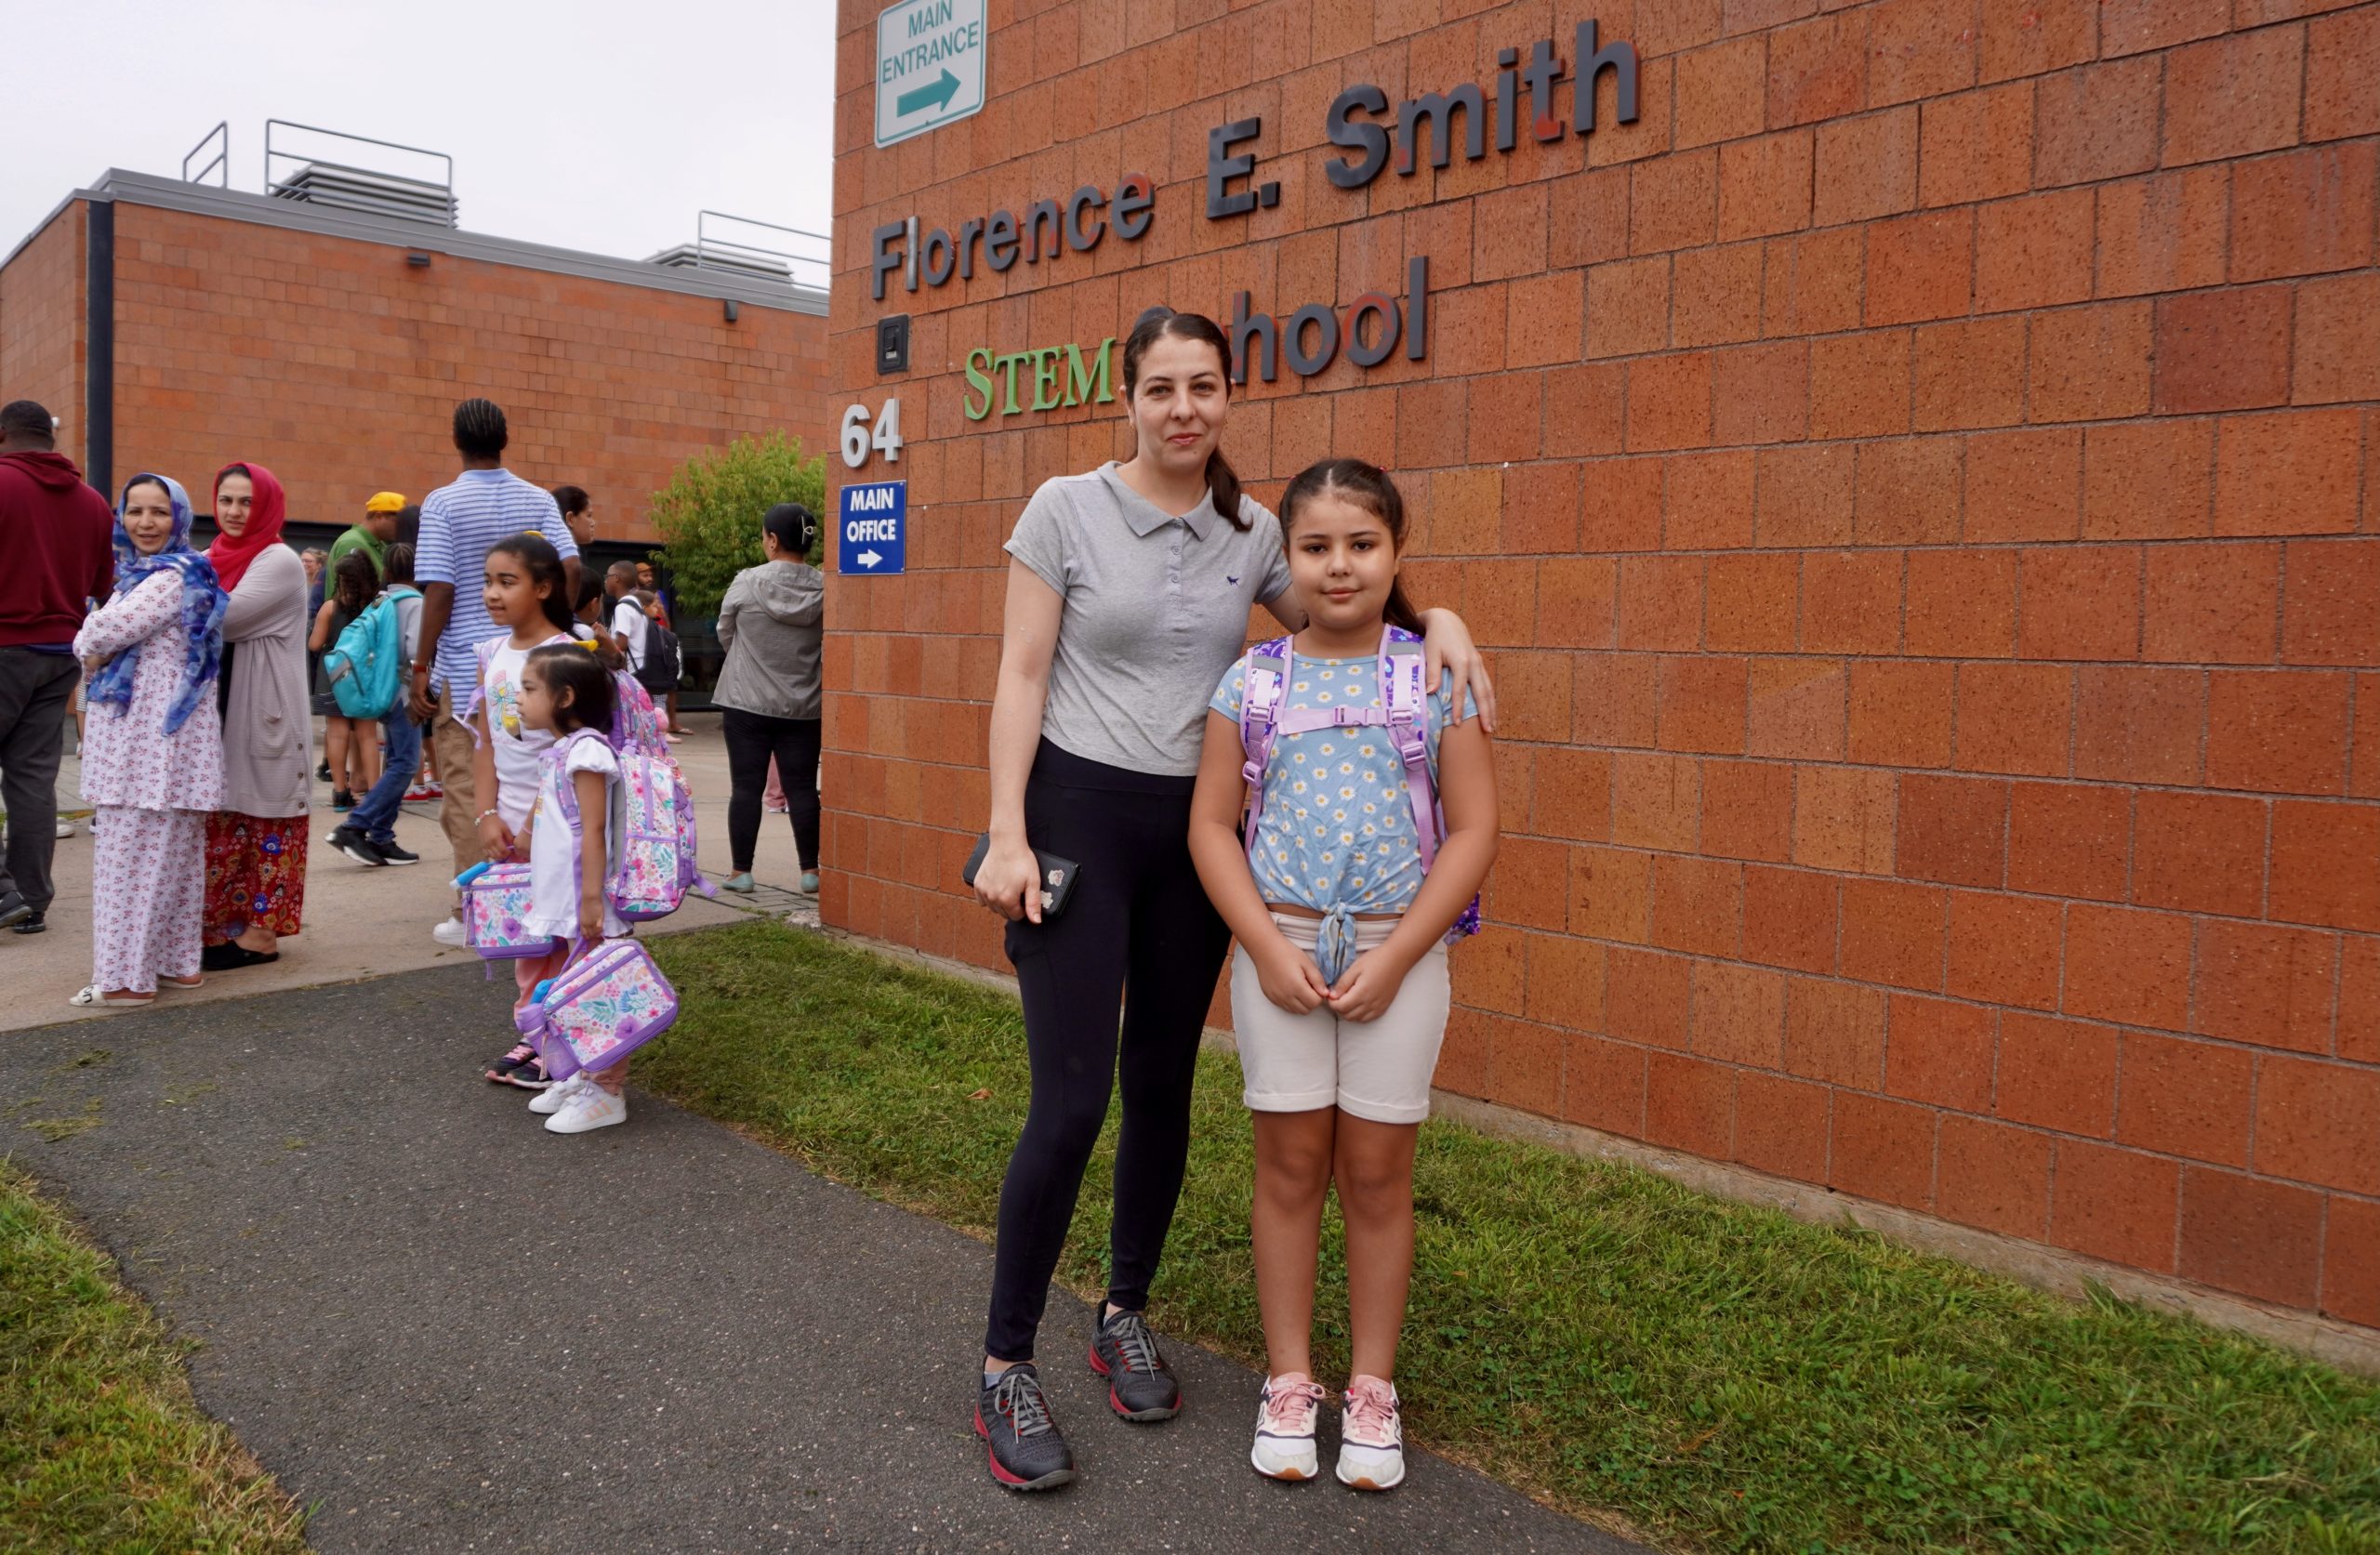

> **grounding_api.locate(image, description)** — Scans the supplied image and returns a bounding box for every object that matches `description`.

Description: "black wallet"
[961,833,1081,920]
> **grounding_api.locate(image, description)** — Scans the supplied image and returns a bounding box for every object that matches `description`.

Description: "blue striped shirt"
[415,468,578,699]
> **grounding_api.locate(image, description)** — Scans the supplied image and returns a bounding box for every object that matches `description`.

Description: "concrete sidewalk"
[3,714,807,1034]
[1,962,1648,1554]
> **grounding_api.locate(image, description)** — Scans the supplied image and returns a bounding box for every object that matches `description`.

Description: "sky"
[3,0,837,282]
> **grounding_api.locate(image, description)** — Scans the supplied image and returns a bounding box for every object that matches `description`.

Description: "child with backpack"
[510,643,634,1134]
[327,542,424,866]
[626,586,686,741]
[464,534,585,1090]
[1185,458,1498,1492]
[309,548,383,810]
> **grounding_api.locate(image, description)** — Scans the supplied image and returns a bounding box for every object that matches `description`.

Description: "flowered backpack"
[548,728,712,921]
[516,937,679,1079]
[453,861,555,960]
[603,658,672,761]
[1235,625,1482,943]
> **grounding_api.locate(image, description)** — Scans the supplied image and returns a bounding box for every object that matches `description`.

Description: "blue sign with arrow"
[875,0,985,149]
[838,481,907,576]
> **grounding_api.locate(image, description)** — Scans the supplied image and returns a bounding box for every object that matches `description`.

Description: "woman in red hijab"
[202,463,312,969]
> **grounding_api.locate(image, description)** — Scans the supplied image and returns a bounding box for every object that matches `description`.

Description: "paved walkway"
[3,963,1649,1554]
[2,715,806,1034]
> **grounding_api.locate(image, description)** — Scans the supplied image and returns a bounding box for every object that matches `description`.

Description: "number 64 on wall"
[840,399,904,469]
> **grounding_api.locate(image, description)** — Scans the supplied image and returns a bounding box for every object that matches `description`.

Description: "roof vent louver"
[271,164,457,227]
[263,121,456,229]
[648,213,828,291]
[644,243,794,285]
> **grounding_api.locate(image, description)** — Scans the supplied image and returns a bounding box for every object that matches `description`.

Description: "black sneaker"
[328,826,386,867]
[0,890,29,929]
[376,839,420,865]
[11,910,46,936]
[1089,1308,1182,1421]
[486,1042,551,1089]
[331,789,355,811]
[975,1364,1076,1491]
[316,760,333,783]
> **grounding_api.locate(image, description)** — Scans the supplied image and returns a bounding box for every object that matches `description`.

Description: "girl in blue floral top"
[1188,458,1498,1491]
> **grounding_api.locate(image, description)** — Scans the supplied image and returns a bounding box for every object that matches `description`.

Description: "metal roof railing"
[694,209,830,291]
[181,121,229,188]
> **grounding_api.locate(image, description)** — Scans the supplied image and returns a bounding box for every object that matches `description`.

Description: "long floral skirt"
[203,810,308,942]
[92,807,206,994]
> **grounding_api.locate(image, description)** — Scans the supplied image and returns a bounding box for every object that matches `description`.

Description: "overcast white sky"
[4,0,837,279]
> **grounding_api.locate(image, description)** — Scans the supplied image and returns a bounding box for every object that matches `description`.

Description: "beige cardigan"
[217,543,311,819]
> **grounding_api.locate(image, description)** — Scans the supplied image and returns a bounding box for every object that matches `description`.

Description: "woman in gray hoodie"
[713,502,825,895]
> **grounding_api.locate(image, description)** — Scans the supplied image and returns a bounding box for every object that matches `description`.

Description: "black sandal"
[200,942,278,970]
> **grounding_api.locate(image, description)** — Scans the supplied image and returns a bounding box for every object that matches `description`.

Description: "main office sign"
[839,481,907,576]
[875,0,985,149]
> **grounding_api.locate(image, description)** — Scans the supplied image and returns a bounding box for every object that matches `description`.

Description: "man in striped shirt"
[406,397,581,944]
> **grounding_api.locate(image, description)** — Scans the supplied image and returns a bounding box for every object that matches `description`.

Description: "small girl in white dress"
[512,643,631,1135]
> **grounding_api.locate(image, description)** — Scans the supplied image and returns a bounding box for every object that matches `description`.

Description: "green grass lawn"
[0,1161,307,1555]
[643,920,2380,1554]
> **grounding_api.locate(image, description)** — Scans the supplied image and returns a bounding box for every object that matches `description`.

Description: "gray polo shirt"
[1004,463,1293,776]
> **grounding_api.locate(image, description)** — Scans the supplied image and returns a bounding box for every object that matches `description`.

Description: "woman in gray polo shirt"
[968,308,1496,1491]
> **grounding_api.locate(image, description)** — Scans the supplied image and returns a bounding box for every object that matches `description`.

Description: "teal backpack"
[324,586,418,719]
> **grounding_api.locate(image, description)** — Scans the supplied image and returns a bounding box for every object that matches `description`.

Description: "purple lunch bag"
[513,938,680,1081]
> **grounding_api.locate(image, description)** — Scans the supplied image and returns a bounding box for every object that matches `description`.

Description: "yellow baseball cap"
[364,491,406,513]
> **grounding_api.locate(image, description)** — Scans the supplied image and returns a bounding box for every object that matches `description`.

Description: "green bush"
[649,432,826,618]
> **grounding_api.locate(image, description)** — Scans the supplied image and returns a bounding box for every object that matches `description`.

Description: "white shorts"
[1229,911,1450,1126]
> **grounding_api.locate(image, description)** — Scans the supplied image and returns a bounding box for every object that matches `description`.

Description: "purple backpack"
[515,938,679,1079]
[1236,625,1482,943]
[547,728,714,922]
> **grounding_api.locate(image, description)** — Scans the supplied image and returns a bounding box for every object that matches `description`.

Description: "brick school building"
[823,0,2380,1352]
[0,168,830,554]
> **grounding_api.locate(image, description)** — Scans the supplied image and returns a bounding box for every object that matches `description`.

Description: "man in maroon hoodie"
[0,401,113,933]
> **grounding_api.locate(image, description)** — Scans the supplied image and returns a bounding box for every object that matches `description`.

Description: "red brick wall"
[826,0,2380,1329]
[0,206,87,463]
[3,198,831,541]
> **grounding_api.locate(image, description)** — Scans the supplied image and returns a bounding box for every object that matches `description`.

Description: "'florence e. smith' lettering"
[871,176,1155,300]
[1324,21,1638,188]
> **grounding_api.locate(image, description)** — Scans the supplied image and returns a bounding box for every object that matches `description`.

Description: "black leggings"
[984,741,1232,1362]
[721,708,820,872]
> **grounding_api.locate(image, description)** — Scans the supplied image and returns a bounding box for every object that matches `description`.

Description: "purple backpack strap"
[1236,639,1293,868]
[1379,626,1481,941]
[1378,626,1438,871]
[547,728,611,836]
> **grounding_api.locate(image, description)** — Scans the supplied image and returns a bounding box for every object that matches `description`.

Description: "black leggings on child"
[721,708,820,872]
[984,740,1232,1363]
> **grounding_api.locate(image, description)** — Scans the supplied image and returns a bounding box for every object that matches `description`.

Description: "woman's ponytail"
[1204,449,1243,533]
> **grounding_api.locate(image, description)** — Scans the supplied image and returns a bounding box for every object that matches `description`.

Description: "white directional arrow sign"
[875,0,985,149]
[856,549,883,569]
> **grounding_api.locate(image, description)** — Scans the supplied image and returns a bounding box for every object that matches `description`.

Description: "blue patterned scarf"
[86,474,227,736]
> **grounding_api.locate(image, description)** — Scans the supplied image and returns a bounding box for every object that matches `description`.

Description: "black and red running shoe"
[1088,1308,1182,1421]
[975,1364,1076,1491]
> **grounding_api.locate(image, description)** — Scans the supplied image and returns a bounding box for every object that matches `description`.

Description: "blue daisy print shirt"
[1210,646,1467,916]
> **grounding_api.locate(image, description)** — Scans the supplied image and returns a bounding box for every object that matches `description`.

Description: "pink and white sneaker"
[1250,1375,1327,1481]
[1336,1375,1406,1490]
[546,1083,626,1134]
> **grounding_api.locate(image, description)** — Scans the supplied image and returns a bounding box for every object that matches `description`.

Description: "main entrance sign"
[874,0,985,149]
